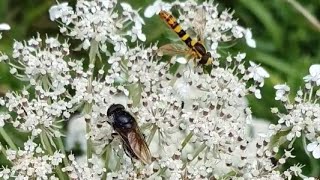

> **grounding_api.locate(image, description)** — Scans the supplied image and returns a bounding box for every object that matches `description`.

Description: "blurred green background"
[0,0,319,177]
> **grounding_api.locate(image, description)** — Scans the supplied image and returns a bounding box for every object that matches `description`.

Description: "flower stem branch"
[102,144,112,179]
[40,131,66,180]
[0,128,18,151]
[286,0,320,32]
[181,132,193,151]
[84,40,99,165]
[86,120,93,163]
[147,124,158,145]
[191,143,207,162]
[56,136,70,167]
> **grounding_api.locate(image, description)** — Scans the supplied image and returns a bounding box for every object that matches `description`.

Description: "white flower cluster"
[0,35,75,137]
[49,0,145,52]
[270,65,320,161]
[99,41,272,179]
[8,34,70,96]
[1,0,315,179]
[62,155,105,180]
[0,140,64,180]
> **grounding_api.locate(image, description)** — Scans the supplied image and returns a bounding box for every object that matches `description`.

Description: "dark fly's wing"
[127,127,152,164]
[116,125,152,164]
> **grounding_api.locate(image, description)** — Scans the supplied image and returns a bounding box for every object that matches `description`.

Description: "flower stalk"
[0,128,17,151]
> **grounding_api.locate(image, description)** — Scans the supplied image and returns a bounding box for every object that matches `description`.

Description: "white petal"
[307,142,318,151]
[49,2,68,21]
[254,89,262,99]
[176,57,188,64]
[0,23,10,31]
[303,74,312,82]
[246,39,256,48]
[312,145,320,159]
[120,3,133,12]
[244,29,256,48]
[144,0,171,18]
[138,33,146,42]
[82,39,90,50]
[274,84,290,91]
[144,6,157,18]
[309,64,320,76]
[258,67,270,78]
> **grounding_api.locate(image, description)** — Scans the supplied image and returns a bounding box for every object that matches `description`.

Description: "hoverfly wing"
[193,7,207,43]
[158,43,189,56]
[115,125,152,164]
[127,128,152,164]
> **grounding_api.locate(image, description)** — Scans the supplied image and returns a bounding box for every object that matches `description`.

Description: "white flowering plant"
[0,0,319,179]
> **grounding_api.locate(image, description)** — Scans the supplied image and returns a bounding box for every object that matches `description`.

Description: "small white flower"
[274,84,290,101]
[144,0,172,18]
[303,64,320,85]
[248,61,270,86]
[307,142,320,159]
[234,53,246,62]
[48,2,70,21]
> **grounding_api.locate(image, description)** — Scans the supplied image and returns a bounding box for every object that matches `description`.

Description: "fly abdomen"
[199,52,213,65]
[194,42,207,56]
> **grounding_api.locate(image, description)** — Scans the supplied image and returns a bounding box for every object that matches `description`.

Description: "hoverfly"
[158,10,213,66]
[107,104,152,164]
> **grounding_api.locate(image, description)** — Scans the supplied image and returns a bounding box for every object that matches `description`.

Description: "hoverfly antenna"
[107,104,125,117]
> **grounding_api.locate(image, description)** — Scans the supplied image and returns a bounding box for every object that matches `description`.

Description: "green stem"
[102,145,112,179]
[180,132,193,151]
[41,132,66,180]
[115,157,121,170]
[84,40,99,166]
[286,0,320,32]
[86,122,93,164]
[0,142,8,157]
[191,143,207,162]
[89,40,98,65]
[158,167,168,176]
[56,136,69,167]
[0,143,12,166]
[308,86,313,102]
[0,127,18,151]
[147,125,158,145]
[41,131,54,154]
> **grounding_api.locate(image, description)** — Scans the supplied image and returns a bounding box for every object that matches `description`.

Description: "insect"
[107,104,152,164]
[158,10,213,66]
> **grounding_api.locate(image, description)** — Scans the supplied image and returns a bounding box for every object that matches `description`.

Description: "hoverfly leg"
[111,132,118,138]
[107,132,119,144]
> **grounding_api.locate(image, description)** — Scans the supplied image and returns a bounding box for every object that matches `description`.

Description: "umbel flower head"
[49,0,145,53]
[1,0,314,179]
[271,65,320,160]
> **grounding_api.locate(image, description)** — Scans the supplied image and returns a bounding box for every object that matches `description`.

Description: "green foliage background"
[0,0,319,177]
